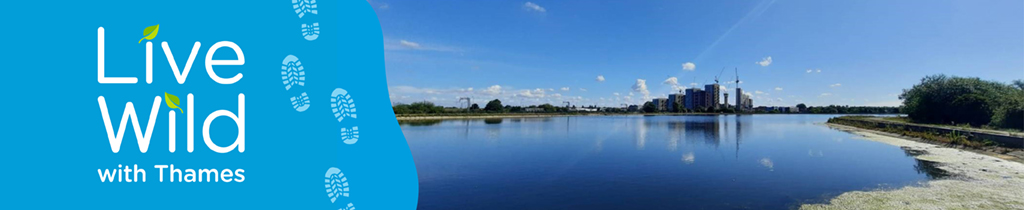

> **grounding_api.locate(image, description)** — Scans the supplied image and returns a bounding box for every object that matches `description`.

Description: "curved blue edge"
[0,0,418,209]
[336,0,420,209]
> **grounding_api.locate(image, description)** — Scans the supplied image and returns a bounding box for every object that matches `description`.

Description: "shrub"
[900,75,1024,130]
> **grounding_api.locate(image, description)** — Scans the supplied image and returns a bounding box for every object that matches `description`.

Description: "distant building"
[736,88,744,111]
[685,87,706,110]
[744,97,753,110]
[704,84,720,110]
[735,88,753,111]
[723,92,730,108]
[667,92,685,112]
[652,98,669,112]
[573,107,598,112]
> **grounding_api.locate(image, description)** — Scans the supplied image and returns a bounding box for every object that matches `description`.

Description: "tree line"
[392,99,594,114]
[900,74,1023,130]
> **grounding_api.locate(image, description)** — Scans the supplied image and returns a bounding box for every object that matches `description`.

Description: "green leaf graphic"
[138,24,160,43]
[164,92,183,113]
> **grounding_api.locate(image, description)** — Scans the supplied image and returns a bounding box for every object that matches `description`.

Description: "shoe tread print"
[290,92,311,112]
[281,55,305,90]
[292,0,318,18]
[340,203,355,210]
[331,88,357,122]
[340,127,358,145]
[324,167,350,203]
[301,22,320,41]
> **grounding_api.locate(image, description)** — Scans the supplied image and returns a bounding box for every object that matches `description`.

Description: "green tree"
[470,103,480,111]
[796,103,807,113]
[539,103,556,112]
[900,74,1024,129]
[642,102,656,113]
[484,99,504,112]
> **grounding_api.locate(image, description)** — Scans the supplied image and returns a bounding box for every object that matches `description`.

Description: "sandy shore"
[801,124,1024,210]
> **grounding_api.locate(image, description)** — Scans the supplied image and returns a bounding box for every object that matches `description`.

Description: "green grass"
[876,116,1023,133]
[829,116,996,148]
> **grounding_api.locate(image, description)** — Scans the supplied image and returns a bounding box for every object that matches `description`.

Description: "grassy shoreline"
[827,116,1024,161]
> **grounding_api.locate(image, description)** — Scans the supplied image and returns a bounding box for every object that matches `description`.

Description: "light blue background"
[0,1,418,209]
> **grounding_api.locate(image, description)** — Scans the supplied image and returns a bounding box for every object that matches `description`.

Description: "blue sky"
[374,0,1023,107]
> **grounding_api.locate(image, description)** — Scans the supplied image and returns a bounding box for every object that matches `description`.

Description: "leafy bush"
[900,75,1024,129]
[393,101,446,114]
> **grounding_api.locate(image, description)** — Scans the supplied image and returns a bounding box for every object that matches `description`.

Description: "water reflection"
[404,114,931,210]
[635,117,646,150]
[900,147,951,179]
[759,157,775,171]
[483,118,503,124]
[681,152,695,164]
[807,150,824,157]
[397,119,443,126]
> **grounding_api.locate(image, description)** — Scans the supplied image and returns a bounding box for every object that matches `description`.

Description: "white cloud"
[755,90,765,95]
[774,87,783,91]
[550,93,562,98]
[632,79,650,98]
[829,83,842,88]
[482,85,503,95]
[399,40,420,48]
[689,82,698,87]
[820,93,833,97]
[579,88,588,91]
[384,38,462,52]
[756,56,773,67]
[681,62,696,71]
[596,75,605,82]
[524,2,546,12]
[516,88,550,98]
[547,88,554,91]
[817,69,822,73]
[719,86,727,91]
[663,77,679,86]
[560,87,570,91]
[613,92,620,96]
[806,69,812,73]
[516,90,539,98]
[389,86,439,95]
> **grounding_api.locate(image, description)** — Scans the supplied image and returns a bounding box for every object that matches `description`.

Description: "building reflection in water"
[636,117,647,150]
[629,115,753,159]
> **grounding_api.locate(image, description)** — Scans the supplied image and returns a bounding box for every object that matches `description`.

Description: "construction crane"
[735,68,740,88]
[458,97,471,112]
[734,68,743,111]
[715,67,725,84]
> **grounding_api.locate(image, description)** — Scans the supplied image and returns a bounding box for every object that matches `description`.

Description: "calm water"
[402,115,939,210]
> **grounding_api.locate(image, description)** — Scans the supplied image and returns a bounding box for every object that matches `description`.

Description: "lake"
[401,115,940,210]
